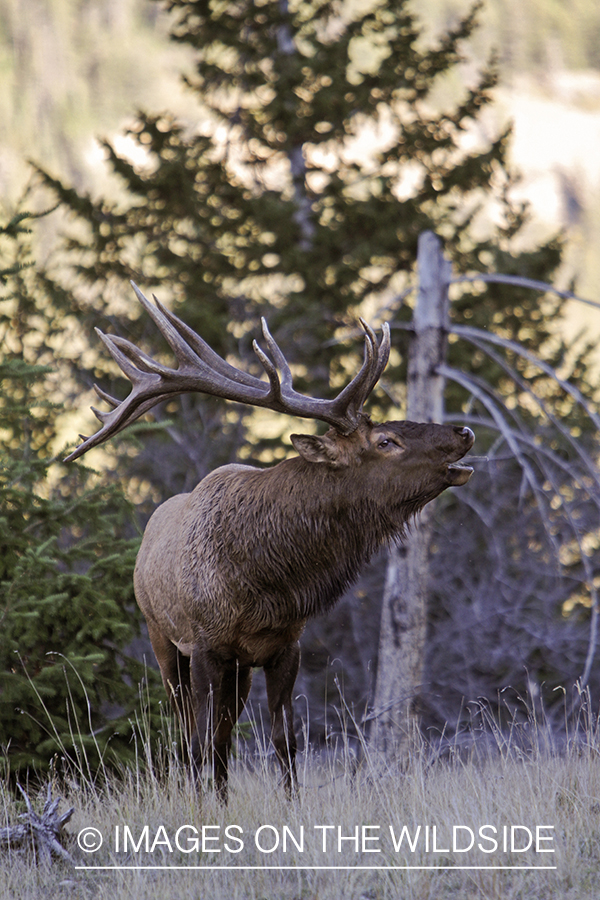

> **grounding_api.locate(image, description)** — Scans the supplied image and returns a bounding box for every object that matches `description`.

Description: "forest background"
[4,0,600,313]
[3,0,600,778]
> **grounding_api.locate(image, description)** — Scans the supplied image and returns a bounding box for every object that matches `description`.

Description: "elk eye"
[378,439,391,448]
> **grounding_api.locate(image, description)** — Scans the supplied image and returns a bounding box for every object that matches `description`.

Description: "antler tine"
[251,317,389,432]
[358,318,391,399]
[131,283,211,374]
[96,329,171,380]
[133,283,259,389]
[147,288,261,390]
[252,339,284,405]
[258,318,294,389]
[248,318,296,407]
[93,384,120,410]
[327,320,388,426]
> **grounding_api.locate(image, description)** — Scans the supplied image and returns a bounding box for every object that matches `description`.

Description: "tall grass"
[2,686,600,900]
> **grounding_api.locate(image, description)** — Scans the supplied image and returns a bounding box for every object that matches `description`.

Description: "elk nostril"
[455,426,474,441]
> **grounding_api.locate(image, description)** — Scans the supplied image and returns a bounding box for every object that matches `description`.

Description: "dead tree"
[370,230,451,756]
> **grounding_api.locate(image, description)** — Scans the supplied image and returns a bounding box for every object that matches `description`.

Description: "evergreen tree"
[0,210,161,777]
[36,0,575,466]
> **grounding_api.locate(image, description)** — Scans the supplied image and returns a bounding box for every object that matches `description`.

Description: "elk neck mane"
[187,452,428,620]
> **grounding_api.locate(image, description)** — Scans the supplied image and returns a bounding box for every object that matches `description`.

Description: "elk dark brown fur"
[67,284,474,800]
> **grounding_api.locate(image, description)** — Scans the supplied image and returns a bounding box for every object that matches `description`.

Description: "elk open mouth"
[445,426,475,486]
[447,462,474,486]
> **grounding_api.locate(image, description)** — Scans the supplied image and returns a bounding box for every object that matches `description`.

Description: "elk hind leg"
[264,641,301,797]
[190,649,252,802]
[213,662,253,801]
[146,619,195,744]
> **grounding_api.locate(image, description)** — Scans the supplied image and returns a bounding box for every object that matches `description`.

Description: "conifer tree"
[37,0,572,470]
[0,211,161,776]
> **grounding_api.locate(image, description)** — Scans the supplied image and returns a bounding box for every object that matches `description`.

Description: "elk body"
[67,284,474,800]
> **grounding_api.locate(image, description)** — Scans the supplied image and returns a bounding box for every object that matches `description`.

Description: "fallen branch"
[0,784,75,865]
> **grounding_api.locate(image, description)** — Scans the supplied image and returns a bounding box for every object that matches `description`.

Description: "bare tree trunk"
[369,231,451,757]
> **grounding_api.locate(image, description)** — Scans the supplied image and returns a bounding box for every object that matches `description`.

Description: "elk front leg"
[264,641,301,797]
[190,648,252,802]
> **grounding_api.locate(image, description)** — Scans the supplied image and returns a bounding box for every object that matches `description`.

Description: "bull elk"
[66,283,474,800]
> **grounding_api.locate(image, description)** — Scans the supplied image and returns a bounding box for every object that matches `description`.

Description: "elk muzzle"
[445,426,475,485]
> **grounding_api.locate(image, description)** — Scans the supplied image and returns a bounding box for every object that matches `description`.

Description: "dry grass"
[2,697,600,900]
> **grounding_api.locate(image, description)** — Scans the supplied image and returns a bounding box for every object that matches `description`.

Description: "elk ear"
[290,433,340,465]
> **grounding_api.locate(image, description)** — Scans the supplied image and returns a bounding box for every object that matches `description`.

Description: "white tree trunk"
[369,231,451,757]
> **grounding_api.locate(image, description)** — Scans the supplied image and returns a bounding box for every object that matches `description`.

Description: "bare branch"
[452,324,600,432]
[455,327,600,493]
[452,273,600,312]
[440,365,563,556]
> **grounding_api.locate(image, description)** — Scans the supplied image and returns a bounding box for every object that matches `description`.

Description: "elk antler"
[65,283,390,462]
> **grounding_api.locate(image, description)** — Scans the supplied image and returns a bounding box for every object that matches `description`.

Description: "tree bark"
[369,231,450,757]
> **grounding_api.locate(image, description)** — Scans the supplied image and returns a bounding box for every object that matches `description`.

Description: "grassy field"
[2,702,600,900]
